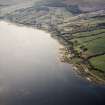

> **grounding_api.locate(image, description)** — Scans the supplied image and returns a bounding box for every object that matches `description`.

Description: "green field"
[89,55,105,72]
[71,28,105,55]
[67,18,105,82]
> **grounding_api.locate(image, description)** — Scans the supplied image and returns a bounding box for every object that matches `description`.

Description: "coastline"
[0,2,105,84]
[1,18,105,84]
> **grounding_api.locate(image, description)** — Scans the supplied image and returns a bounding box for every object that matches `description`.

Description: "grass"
[72,29,105,37]
[71,29,105,55]
[86,36,105,54]
[89,55,105,72]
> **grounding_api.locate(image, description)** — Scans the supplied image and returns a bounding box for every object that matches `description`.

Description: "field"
[89,55,105,72]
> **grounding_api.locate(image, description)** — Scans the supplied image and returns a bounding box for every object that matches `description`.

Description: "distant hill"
[0,0,105,11]
[64,0,105,11]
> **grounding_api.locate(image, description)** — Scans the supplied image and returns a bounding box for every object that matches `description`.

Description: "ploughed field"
[0,0,105,83]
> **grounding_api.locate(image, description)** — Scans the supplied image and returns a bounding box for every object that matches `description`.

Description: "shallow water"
[0,21,105,105]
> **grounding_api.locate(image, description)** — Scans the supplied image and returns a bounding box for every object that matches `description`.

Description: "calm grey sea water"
[0,21,105,105]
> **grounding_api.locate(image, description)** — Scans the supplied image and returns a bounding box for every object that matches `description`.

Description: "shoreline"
[0,16,105,85]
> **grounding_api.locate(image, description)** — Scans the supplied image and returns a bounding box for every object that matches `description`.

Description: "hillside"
[64,0,105,11]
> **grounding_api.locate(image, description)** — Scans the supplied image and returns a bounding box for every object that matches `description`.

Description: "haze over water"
[0,21,105,105]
